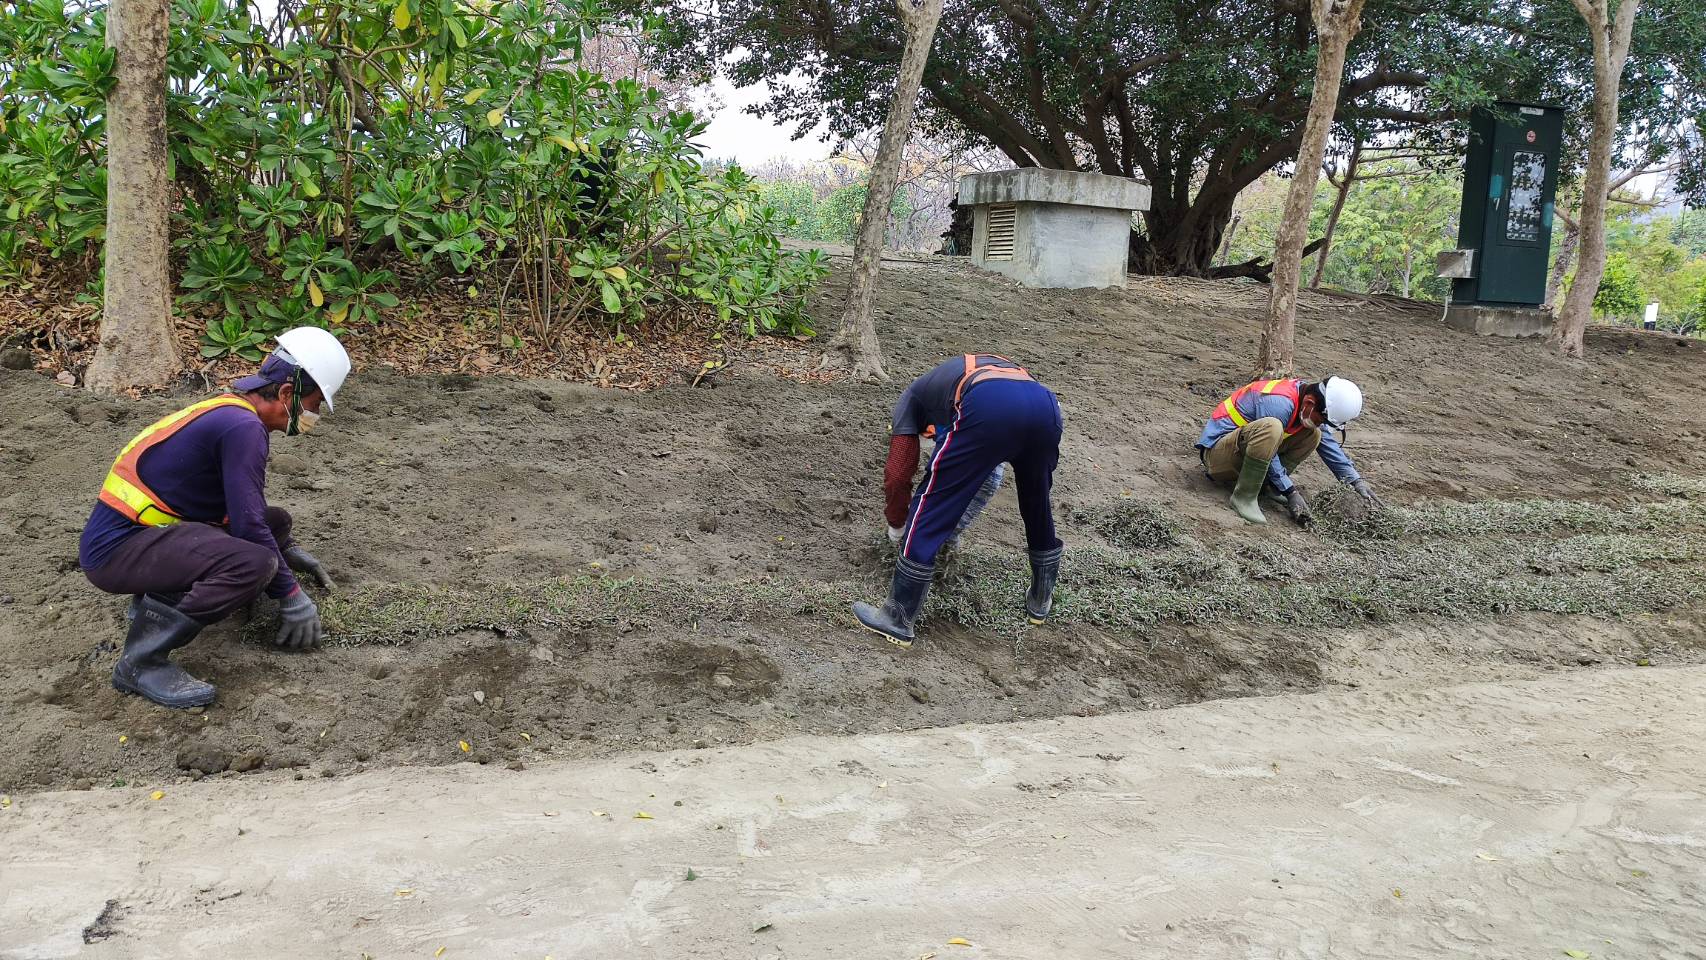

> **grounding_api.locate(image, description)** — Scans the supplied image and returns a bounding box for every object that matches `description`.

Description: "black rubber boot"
[852,556,933,649]
[124,590,184,623]
[112,595,216,709]
[1025,545,1063,624]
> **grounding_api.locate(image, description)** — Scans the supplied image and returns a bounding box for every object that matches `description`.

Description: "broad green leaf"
[604,266,627,282]
[600,282,620,313]
[393,0,411,31]
[463,87,489,105]
[486,107,506,127]
[294,160,320,198]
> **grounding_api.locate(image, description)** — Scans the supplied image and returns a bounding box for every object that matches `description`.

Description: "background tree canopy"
[638,0,1706,277]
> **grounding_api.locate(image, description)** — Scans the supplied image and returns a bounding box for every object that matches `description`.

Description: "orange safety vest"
[1211,378,1306,436]
[98,395,258,526]
[920,354,1035,439]
[953,353,1033,406]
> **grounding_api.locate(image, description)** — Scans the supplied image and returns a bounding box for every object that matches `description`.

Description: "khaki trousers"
[1203,418,1321,482]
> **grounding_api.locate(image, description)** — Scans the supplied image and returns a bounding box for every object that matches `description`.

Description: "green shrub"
[0,0,827,357]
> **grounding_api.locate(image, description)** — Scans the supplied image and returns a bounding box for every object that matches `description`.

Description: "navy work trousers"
[900,378,1062,565]
[83,507,292,624]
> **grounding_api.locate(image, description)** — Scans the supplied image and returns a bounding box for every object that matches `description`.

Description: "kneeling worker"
[1196,374,1381,526]
[855,354,1065,648]
[78,327,350,708]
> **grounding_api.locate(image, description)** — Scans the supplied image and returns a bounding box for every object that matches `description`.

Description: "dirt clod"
[175,744,231,775]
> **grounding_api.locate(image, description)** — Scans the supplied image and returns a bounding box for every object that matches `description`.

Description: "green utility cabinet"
[1452,102,1564,307]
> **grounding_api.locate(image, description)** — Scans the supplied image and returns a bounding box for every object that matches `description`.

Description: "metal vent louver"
[984,204,1016,261]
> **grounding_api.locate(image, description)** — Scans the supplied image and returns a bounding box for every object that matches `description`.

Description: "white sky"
[691,77,835,168]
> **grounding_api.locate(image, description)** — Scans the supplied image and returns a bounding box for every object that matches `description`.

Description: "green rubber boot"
[1229,455,1269,525]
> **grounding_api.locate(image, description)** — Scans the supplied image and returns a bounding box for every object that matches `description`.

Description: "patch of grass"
[1633,474,1706,498]
[296,476,1706,646]
[1074,500,1185,550]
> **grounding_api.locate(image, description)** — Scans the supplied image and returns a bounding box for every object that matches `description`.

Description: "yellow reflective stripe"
[1260,379,1282,394]
[101,472,182,525]
[1225,402,1249,427]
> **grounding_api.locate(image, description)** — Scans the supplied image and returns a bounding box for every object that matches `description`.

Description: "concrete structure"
[1445,303,1553,337]
[959,168,1150,289]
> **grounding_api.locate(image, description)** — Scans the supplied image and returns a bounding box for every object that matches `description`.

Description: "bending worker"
[78,328,350,709]
[1196,374,1381,526]
[855,353,1064,648]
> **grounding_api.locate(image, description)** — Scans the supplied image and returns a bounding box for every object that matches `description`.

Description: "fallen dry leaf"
[519,732,532,742]
[1476,852,1500,862]
[150,790,165,801]
[947,938,973,947]
[435,948,446,957]
[395,888,415,898]
[458,740,471,753]
[633,811,654,820]
[118,735,128,744]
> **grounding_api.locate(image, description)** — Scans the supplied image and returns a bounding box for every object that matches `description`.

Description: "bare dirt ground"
[6,667,1703,959]
[3,259,1706,794]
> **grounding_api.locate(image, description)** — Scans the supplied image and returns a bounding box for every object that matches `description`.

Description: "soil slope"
[2,260,1705,791]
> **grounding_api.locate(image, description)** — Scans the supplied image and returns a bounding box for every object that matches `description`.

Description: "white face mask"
[293,409,321,435]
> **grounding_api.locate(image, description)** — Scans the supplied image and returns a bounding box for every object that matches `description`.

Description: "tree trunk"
[831,0,944,382]
[1545,209,1581,315]
[1310,136,1362,289]
[1257,0,1368,377]
[1552,0,1641,359]
[1216,215,1242,267]
[85,0,179,393]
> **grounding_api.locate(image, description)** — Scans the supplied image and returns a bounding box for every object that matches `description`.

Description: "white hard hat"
[274,327,351,412]
[1318,375,1363,428]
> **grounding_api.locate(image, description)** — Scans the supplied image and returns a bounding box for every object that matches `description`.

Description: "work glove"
[1284,488,1316,529]
[1349,478,1387,510]
[887,524,904,545]
[283,544,336,591]
[275,590,324,650]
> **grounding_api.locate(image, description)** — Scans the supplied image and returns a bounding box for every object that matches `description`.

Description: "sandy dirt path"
[5,667,1703,959]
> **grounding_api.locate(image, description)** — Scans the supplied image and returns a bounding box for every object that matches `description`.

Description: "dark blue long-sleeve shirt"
[79,403,299,599]
[1195,392,1361,494]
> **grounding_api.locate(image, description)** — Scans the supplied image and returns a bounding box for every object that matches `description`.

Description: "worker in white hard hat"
[78,327,352,709]
[1194,374,1382,527]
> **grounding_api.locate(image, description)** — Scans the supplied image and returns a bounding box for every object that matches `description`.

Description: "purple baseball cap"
[231,350,300,393]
